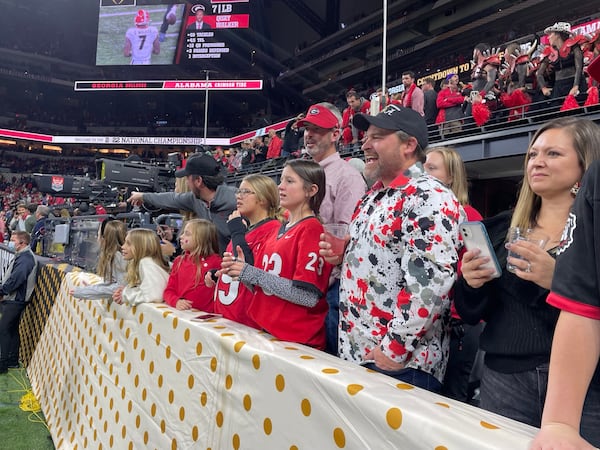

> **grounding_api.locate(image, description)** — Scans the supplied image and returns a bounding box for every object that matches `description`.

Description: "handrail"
[225,96,600,185]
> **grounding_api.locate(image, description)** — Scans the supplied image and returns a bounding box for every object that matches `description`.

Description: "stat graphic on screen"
[96,0,250,66]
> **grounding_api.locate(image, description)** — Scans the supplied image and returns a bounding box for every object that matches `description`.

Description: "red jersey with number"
[248,217,332,349]
[214,218,281,328]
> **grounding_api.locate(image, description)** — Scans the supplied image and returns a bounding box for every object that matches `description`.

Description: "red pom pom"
[501,90,531,120]
[500,92,514,108]
[510,89,531,107]
[560,95,580,111]
[584,87,599,106]
[472,102,491,127]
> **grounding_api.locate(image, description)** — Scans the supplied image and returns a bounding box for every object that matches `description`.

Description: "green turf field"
[0,368,54,450]
[96,4,183,66]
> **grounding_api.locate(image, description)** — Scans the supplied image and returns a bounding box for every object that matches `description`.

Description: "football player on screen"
[158,4,178,43]
[123,9,160,65]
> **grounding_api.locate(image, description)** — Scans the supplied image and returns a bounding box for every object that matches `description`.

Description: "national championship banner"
[0,128,229,147]
[53,136,230,146]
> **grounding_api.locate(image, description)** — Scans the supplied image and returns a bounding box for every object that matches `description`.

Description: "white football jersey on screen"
[126,26,159,64]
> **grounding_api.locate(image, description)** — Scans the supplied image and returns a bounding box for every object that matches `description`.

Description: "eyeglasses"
[235,188,255,197]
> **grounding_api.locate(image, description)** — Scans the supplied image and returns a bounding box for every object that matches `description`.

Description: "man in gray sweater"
[128,153,236,253]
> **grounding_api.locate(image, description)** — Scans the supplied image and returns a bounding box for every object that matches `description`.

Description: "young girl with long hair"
[113,228,170,305]
[163,219,221,311]
[209,174,283,327]
[71,219,127,300]
[222,160,332,349]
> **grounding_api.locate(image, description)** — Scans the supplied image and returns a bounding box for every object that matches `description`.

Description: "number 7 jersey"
[125,26,159,64]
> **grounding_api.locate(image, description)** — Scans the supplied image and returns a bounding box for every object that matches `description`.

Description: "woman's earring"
[570,181,580,197]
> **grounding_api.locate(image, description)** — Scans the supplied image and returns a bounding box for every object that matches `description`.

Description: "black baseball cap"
[175,154,222,178]
[353,104,429,149]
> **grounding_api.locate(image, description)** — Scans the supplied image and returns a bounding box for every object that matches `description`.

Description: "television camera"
[33,154,181,207]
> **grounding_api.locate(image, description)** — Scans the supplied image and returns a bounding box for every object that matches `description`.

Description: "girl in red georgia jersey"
[208,174,282,327]
[221,160,332,349]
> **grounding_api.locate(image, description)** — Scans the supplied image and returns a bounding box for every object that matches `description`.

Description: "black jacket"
[454,210,559,373]
[0,246,37,303]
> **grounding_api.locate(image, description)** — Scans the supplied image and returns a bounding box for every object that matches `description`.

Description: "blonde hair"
[176,219,219,285]
[511,118,600,230]
[426,146,470,205]
[242,174,284,221]
[174,177,188,193]
[175,177,196,221]
[96,220,127,282]
[125,228,170,286]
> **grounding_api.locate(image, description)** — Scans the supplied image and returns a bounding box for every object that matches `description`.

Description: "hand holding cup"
[320,223,349,265]
[506,227,548,274]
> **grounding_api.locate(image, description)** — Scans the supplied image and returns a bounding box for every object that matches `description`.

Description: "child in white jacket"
[71,220,127,300]
[113,228,170,305]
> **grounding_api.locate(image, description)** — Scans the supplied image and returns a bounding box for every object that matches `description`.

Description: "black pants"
[0,301,27,369]
[442,320,484,402]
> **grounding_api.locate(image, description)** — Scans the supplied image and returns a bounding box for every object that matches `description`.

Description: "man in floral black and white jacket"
[323,105,464,392]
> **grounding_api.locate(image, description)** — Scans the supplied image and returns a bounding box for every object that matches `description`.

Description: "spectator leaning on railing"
[0,231,38,373]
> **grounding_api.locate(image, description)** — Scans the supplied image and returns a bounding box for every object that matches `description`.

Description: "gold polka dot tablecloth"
[19,263,81,368]
[27,271,537,450]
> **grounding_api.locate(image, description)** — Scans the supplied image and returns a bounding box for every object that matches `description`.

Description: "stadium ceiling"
[0,0,598,126]
[271,0,599,99]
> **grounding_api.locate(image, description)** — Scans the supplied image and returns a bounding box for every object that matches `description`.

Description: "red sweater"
[266,136,283,159]
[435,88,465,124]
[163,253,222,312]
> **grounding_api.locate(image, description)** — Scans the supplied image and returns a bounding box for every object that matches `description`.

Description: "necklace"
[286,214,315,229]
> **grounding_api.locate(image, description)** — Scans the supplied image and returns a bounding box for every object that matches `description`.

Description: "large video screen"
[96,0,250,66]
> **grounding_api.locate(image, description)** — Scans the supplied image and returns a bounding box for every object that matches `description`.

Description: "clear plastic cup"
[323,223,348,257]
[506,227,548,273]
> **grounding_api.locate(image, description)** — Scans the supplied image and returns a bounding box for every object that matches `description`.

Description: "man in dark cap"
[128,153,236,252]
[321,104,464,392]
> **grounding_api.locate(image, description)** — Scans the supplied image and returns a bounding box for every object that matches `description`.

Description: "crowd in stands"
[210,20,600,175]
[6,86,600,448]
[0,149,94,176]
[2,19,599,146]
[3,11,600,447]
